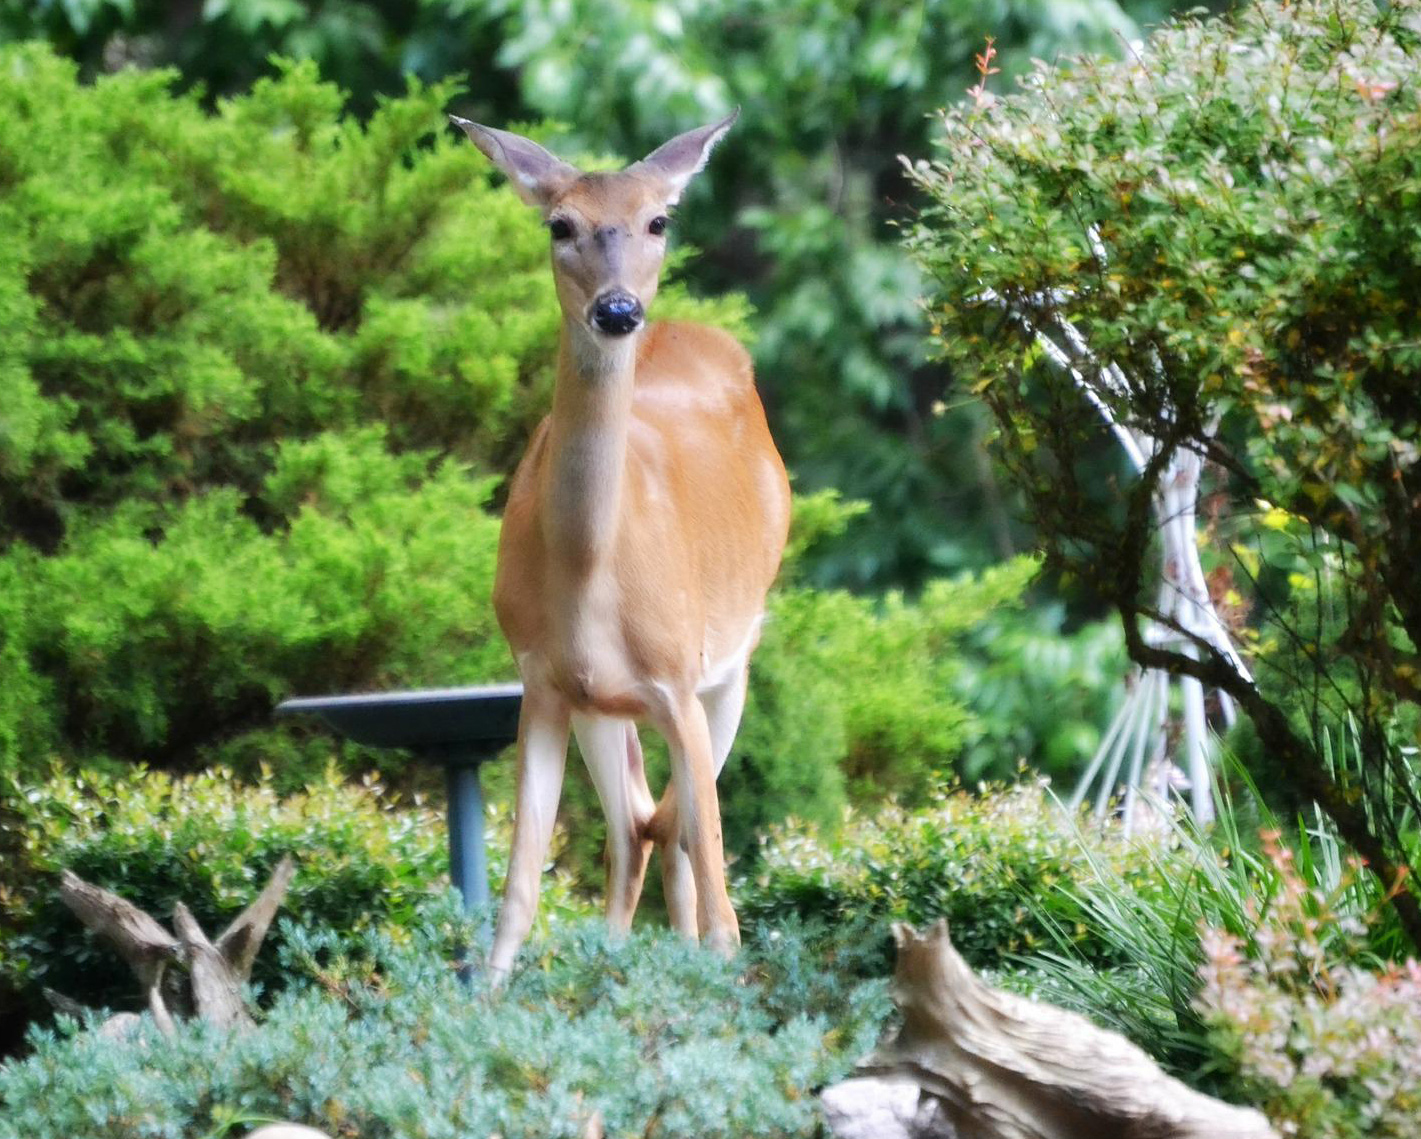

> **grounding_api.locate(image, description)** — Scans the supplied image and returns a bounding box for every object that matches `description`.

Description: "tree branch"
[1118,609,1421,951]
[58,870,180,990]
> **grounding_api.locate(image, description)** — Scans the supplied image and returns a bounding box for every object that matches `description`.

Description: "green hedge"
[0,764,590,1042]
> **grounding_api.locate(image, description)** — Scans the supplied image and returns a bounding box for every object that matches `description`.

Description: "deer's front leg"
[489,685,569,982]
[657,690,739,955]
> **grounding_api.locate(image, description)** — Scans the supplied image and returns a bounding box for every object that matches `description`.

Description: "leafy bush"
[906,0,1421,945]
[0,904,890,1139]
[1197,832,1421,1138]
[736,780,1180,975]
[745,556,1042,812]
[0,764,589,1040]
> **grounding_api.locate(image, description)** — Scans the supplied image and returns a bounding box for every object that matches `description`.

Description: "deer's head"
[450,113,736,344]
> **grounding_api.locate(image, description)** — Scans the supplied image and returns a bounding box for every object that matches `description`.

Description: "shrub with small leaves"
[737,780,1178,973]
[906,0,1421,942]
[0,764,590,1038]
[1196,832,1421,1139]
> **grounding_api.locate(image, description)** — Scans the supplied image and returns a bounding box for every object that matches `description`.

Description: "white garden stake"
[979,249,1250,828]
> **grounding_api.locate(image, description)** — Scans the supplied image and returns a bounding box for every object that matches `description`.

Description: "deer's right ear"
[449,117,579,209]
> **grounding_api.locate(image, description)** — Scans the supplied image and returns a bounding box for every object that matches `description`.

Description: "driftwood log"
[821,921,1278,1139]
[47,857,295,1039]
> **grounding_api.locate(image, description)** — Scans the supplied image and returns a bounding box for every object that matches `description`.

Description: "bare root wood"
[58,870,180,988]
[217,855,296,982]
[146,958,178,1038]
[42,986,90,1020]
[825,921,1278,1139]
[54,861,293,1039]
[173,901,253,1029]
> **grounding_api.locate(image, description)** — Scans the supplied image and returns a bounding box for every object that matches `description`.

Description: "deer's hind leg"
[574,714,656,933]
[656,662,749,939]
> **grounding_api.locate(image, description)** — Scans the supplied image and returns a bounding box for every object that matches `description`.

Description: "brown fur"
[455,113,788,975]
[494,321,789,709]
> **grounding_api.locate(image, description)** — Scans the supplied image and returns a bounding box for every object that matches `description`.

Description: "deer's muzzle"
[591,291,644,337]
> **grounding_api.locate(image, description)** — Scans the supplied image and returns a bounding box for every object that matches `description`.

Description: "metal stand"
[442,754,491,914]
[275,685,522,963]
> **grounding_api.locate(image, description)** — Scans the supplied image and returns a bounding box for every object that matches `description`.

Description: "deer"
[449,111,791,980]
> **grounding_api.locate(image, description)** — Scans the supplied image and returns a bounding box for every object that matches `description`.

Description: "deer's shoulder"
[636,321,753,392]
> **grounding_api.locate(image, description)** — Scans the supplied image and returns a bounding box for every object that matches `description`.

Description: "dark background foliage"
[1,0,1181,589]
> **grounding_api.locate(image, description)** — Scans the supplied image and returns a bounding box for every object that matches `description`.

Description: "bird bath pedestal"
[275,684,522,916]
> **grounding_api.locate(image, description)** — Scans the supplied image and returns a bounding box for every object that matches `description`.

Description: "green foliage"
[0,0,516,120]
[752,557,1042,811]
[0,45,740,788]
[907,0,1421,939]
[952,603,1127,783]
[1196,834,1421,1138]
[8,438,511,774]
[4,0,1174,589]
[0,903,890,1139]
[0,763,589,1035]
[737,780,1181,975]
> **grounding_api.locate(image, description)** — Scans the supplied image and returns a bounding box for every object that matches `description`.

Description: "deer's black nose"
[591,291,644,337]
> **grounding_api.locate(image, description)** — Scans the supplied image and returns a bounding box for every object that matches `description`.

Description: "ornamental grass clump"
[1196,832,1421,1139]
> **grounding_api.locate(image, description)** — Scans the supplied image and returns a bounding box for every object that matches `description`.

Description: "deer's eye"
[648,216,669,236]
[548,218,573,241]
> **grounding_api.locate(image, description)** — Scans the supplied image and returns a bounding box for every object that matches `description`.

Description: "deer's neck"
[542,321,639,572]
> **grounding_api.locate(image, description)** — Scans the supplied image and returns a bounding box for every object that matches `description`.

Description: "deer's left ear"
[633,109,738,205]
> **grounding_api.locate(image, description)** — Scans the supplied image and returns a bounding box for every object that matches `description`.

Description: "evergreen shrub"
[0,904,890,1139]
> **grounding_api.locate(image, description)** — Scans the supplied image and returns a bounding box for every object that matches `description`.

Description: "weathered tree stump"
[47,857,295,1039]
[821,921,1277,1139]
